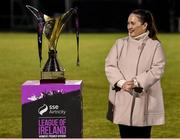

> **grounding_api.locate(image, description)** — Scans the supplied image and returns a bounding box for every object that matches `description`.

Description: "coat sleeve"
[105,39,125,87]
[136,43,166,91]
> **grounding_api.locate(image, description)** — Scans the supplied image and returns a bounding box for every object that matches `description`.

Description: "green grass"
[0,32,180,138]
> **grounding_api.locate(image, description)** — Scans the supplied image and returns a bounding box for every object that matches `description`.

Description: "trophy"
[26,5,79,83]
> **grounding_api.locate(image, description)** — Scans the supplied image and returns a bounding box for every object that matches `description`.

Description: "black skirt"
[118,124,152,138]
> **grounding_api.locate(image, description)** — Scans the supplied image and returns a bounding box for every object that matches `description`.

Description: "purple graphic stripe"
[21,80,82,104]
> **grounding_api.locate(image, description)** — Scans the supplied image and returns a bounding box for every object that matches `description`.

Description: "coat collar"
[128,31,149,44]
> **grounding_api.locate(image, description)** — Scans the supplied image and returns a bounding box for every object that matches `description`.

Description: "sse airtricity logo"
[38,104,48,115]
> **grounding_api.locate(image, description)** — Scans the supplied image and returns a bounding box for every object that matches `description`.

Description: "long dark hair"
[131,9,158,40]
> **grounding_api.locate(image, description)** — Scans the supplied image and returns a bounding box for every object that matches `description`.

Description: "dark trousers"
[118,124,152,138]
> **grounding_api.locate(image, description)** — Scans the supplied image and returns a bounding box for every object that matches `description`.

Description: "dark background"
[0,0,179,32]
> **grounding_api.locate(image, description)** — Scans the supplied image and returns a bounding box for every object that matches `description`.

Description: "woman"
[105,9,166,138]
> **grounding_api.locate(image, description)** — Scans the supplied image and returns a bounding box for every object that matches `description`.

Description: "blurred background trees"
[0,0,179,32]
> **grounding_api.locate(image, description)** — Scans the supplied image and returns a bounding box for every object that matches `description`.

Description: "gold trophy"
[26,5,79,83]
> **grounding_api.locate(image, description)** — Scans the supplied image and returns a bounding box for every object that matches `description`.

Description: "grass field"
[0,32,180,138]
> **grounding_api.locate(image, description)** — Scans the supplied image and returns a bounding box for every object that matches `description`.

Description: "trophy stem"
[40,50,65,83]
[42,50,61,71]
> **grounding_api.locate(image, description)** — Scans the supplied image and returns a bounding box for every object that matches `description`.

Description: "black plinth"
[40,77,66,84]
[22,80,83,138]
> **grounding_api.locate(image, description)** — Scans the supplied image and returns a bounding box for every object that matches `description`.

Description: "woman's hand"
[122,80,134,93]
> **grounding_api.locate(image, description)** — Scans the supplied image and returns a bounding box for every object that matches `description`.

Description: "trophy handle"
[59,8,80,66]
[26,5,43,20]
[49,8,78,50]
[48,8,80,66]
[26,5,45,67]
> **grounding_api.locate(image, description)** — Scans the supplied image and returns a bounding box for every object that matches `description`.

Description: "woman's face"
[127,13,147,37]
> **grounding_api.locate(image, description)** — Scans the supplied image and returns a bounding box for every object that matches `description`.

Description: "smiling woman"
[127,13,148,38]
[105,9,166,138]
[128,9,158,40]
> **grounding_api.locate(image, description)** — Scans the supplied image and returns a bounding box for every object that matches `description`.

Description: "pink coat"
[105,35,166,126]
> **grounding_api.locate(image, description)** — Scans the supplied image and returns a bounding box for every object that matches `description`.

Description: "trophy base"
[40,71,65,84]
[40,78,65,84]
